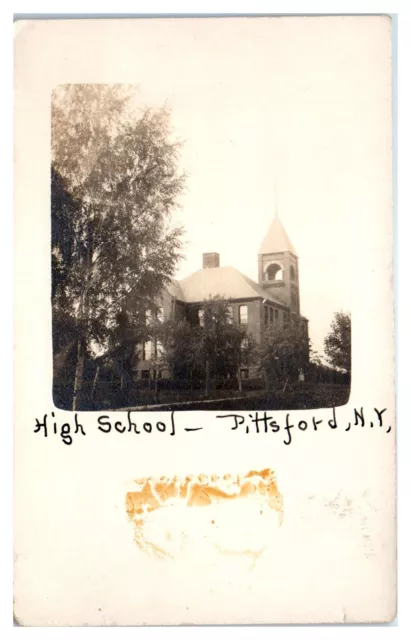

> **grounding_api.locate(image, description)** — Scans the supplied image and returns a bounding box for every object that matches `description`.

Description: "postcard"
[14,16,396,625]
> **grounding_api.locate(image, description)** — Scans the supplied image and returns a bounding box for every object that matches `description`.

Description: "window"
[157,306,164,322]
[240,369,249,380]
[275,309,279,320]
[227,306,234,324]
[241,337,248,350]
[290,265,296,281]
[156,340,164,357]
[269,307,274,324]
[265,263,283,281]
[141,370,150,380]
[145,309,152,324]
[198,309,204,327]
[264,305,269,325]
[239,305,248,325]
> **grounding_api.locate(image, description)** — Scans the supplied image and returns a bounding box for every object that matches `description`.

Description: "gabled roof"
[178,266,286,307]
[259,216,297,256]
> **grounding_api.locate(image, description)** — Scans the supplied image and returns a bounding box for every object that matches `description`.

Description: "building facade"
[133,214,309,380]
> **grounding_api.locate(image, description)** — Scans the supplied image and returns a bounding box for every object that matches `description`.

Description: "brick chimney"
[203,252,220,269]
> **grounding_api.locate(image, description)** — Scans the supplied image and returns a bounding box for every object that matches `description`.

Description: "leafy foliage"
[324,311,351,374]
[159,297,256,388]
[259,317,309,387]
[160,319,196,380]
[51,84,186,407]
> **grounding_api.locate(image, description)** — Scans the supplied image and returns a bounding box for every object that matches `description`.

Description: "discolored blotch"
[125,468,283,557]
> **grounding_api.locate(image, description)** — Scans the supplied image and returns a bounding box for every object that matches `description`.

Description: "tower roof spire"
[258,217,297,255]
[259,186,297,256]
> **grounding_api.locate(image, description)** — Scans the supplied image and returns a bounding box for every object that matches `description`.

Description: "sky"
[112,16,390,355]
[18,16,391,357]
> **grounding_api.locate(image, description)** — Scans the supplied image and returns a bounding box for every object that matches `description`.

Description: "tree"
[52,170,85,406]
[236,332,257,393]
[259,318,309,391]
[160,319,196,382]
[200,297,242,395]
[51,168,79,306]
[324,311,351,375]
[51,84,185,409]
[160,297,253,395]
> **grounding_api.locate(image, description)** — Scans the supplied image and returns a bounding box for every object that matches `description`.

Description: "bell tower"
[258,211,300,316]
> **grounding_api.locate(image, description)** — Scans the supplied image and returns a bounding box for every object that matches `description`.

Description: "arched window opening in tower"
[265,263,283,281]
[239,305,248,325]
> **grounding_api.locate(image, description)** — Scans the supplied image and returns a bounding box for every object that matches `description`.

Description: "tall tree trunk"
[237,367,243,393]
[72,338,85,411]
[154,367,159,403]
[72,276,90,411]
[91,365,100,407]
[205,359,210,397]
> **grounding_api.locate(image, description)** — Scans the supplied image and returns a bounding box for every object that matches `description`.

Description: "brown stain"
[245,468,272,481]
[238,481,257,498]
[189,484,239,505]
[187,483,213,507]
[257,481,266,495]
[126,468,283,557]
[127,480,161,516]
[178,476,191,500]
[154,480,179,503]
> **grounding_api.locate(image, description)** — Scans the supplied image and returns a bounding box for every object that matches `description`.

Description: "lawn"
[125,383,351,412]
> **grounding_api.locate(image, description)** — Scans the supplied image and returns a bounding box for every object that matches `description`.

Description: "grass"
[127,384,351,412]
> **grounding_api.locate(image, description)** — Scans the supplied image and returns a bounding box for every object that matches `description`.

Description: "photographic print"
[15,16,395,626]
[51,78,351,413]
